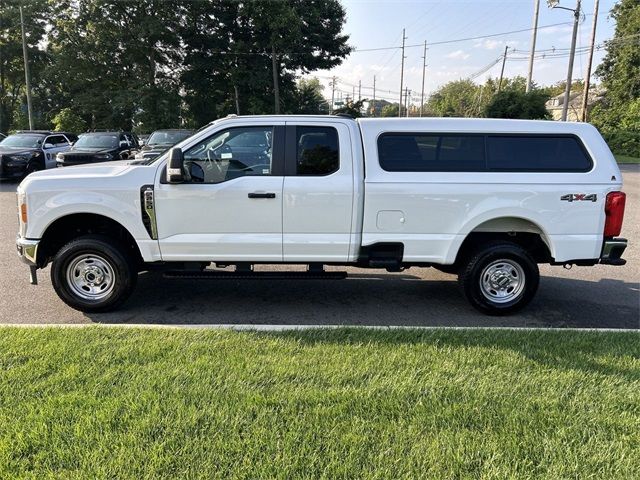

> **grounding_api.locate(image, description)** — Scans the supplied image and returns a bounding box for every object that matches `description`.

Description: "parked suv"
[56,131,139,167]
[134,129,194,161]
[0,131,77,179]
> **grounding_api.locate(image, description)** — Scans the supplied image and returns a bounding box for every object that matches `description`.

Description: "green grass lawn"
[615,154,640,164]
[1,327,638,479]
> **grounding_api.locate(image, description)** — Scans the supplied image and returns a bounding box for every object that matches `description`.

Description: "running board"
[163,270,348,280]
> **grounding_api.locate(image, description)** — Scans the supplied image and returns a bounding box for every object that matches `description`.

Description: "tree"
[333,99,366,117]
[52,108,87,132]
[539,79,585,98]
[427,80,479,117]
[293,77,329,114]
[45,0,183,131]
[180,0,351,125]
[0,0,51,133]
[484,90,550,120]
[380,103,399,117]
[591,0,640,132]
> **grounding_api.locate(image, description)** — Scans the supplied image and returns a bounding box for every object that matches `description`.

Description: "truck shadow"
[85,270,640,329]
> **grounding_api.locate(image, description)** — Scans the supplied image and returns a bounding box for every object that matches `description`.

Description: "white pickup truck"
[16,115,627,315]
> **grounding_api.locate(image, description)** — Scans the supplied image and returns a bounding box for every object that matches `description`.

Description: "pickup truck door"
[282,122,355,262]
[154,123,285,262]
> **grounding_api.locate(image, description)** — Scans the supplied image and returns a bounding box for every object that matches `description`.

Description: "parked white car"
[16,115,627,315]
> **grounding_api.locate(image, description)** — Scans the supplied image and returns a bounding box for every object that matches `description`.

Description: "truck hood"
[19,159,157,192]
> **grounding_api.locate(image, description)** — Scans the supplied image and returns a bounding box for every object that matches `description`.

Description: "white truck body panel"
[358,118,621,263]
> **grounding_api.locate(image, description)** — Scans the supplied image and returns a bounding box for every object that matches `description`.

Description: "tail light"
[604,191,626,237]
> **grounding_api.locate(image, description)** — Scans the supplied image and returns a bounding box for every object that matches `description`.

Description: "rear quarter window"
[486,135,592,172]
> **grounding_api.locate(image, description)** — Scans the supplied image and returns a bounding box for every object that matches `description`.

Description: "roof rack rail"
[334,113,354,119]
[14,130,52,134]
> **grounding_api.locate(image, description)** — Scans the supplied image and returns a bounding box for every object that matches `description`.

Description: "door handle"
[248,192,276,199]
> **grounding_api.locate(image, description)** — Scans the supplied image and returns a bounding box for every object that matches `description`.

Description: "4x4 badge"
[561,194,597,202]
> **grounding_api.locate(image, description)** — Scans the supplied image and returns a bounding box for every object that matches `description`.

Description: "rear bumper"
[600,238,627,266]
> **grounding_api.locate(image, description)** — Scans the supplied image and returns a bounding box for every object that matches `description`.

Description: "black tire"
[51,234,137,313]
[24,161,41,177]
[458,242,539,316]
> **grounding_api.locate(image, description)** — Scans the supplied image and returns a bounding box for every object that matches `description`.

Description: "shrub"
[601,130,640,158]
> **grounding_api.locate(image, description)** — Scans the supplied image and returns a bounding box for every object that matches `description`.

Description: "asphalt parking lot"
[1,165,638,328]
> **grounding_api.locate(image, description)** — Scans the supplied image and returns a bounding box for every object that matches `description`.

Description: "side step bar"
[163,270,348,280]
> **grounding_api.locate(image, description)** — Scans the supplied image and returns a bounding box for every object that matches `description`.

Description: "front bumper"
[16,236,40,285]
[600,238,627,266]
[0,160,28,179]
[16,236,39,265]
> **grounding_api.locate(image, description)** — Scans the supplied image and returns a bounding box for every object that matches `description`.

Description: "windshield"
[0,134,44,149]
[74,134,119,149]
[148,131,192,146]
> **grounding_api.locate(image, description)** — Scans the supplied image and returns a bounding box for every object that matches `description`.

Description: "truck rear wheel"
[458,242,539,315]
[51,235,137,313]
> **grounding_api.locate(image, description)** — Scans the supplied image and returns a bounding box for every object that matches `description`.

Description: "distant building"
[546,89,604,121]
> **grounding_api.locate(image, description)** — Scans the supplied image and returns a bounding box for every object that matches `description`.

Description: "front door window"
[183,127,274,183]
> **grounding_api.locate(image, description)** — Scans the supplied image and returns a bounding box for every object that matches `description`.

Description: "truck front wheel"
[458,242,539,315]
[51,235,137,313]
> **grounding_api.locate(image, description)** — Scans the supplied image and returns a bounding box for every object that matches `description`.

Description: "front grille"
[61,155,96,165]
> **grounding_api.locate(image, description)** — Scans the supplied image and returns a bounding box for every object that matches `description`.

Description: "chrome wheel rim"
[66,254,115,301]
[479,259,525,304]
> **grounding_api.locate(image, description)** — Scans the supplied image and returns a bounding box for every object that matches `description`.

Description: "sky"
[308,0,619,106]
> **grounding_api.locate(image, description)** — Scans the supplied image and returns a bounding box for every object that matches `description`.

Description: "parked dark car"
[0,130,77,179]
[134,129,194,161]
[56,131,139,167]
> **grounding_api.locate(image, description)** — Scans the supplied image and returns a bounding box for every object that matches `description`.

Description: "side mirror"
[166,147,184,183]
[44,143,54,149]
[119,140,128,148]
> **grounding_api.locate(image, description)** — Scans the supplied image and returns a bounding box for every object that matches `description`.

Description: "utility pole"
[372,75,376,116]
[358,80,361,101]
[562,0,581,121]
[548,0,582,121]
[581,0,599,122]
[20,6,33,130]
[420,41,427,117]
[271,45,280,114]
[498,45,509,93]
[399,28,406,117]
[330,76,337,113]
[526,0,540,93]
[405,88,411,117]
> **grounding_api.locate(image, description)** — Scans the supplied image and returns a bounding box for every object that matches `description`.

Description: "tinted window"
[183,126,273,183]
[378,134,485,172]
[45,135,69,146]
[148,130,193,146]
[75,134,119,149]
[296,127,339,175]
[487,136,592,172]
[0,134,44,148]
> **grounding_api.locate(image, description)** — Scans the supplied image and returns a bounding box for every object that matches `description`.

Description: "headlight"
[95,154,112,160]
[16,188,27,237]
[56,153,64,161]
[8,155,29,163]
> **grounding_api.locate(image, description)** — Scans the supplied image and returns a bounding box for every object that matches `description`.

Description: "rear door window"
[295,127,339,175]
